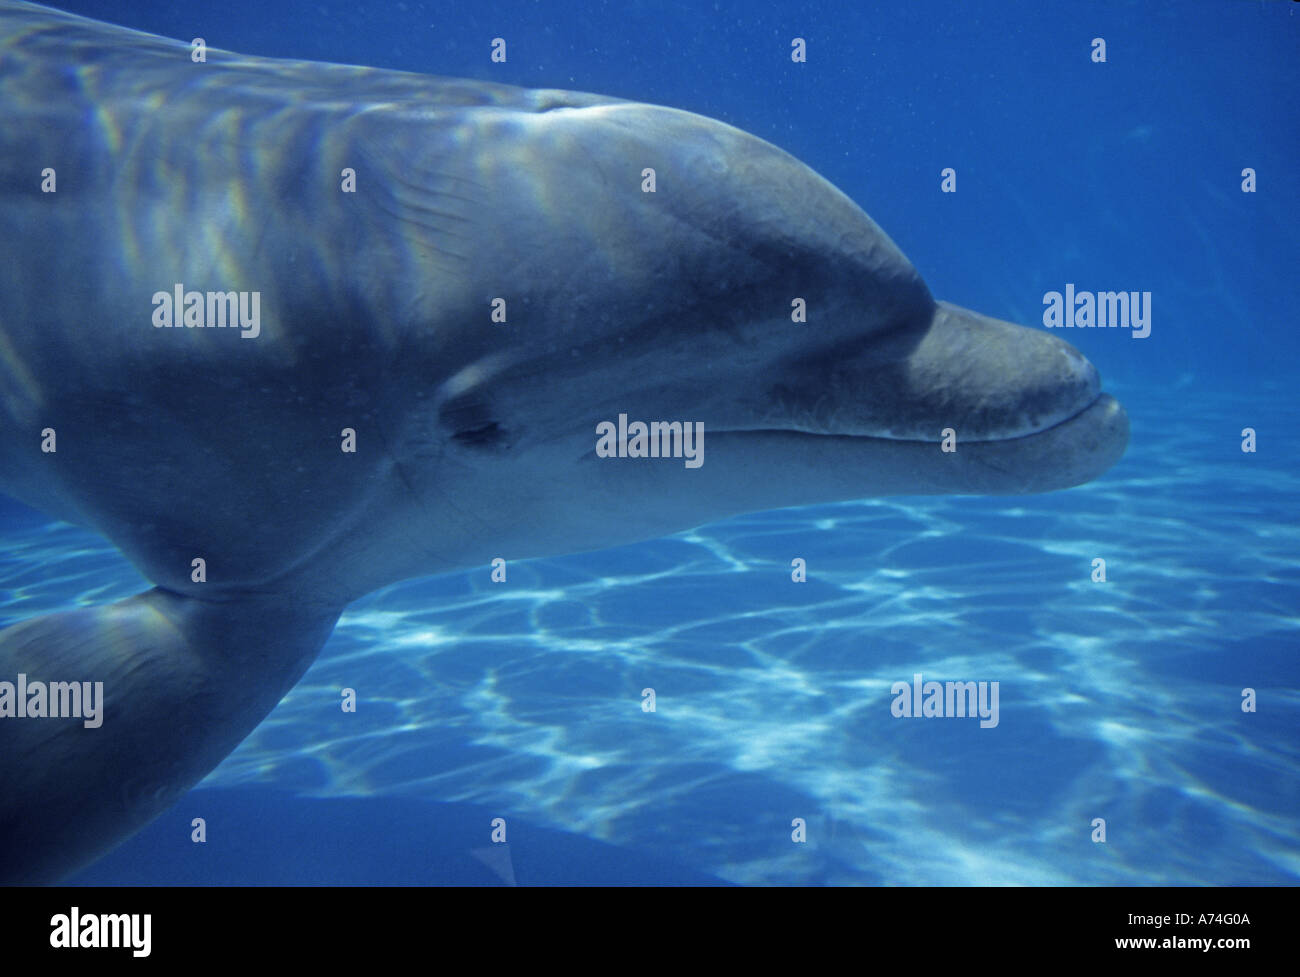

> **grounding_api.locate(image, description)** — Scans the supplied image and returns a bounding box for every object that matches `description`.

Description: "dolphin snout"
[773,300,1109,443]
[895,300,1105,442]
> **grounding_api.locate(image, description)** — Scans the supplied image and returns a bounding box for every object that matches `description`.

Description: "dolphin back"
[0,0,617,113]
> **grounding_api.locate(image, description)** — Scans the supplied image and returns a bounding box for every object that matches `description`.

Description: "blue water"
[3,0,1297,884]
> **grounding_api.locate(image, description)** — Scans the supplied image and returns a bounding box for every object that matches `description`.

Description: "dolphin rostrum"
[0,0,1127,880]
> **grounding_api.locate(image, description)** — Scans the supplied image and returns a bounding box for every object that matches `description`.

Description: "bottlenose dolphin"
[0,0,1128,881]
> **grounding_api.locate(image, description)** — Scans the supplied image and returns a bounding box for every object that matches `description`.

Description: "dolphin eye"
[440,396,509,448]
[452,421,506,447]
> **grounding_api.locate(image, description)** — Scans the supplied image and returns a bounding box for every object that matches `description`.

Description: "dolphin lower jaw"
[713,393,1128,496]
[746,383,1105,445]
[728,391,1109,446]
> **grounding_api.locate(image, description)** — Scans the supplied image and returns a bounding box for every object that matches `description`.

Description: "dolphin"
[0,0,1127,881]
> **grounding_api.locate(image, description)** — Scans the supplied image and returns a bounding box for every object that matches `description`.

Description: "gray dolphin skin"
[0,0,1127,881]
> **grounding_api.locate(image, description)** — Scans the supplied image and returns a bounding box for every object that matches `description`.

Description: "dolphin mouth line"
[733,392,1108,446]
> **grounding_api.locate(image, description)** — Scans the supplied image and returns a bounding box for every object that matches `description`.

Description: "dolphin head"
[378,98,1128,564]
[0,6,1134,882]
